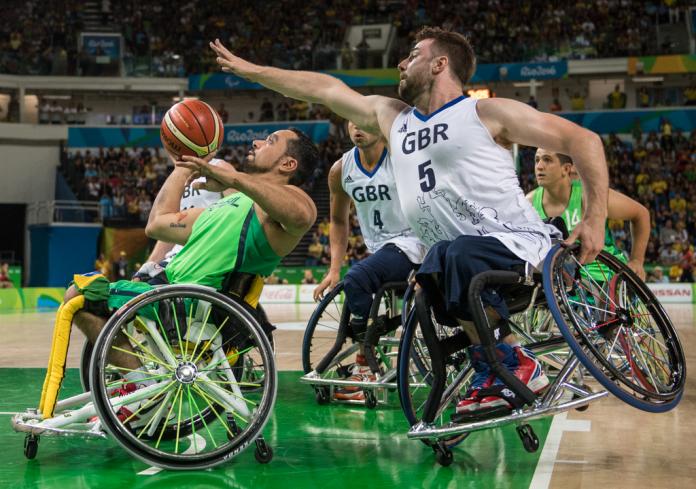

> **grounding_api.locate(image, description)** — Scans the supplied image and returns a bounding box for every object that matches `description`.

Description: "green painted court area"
[0,369,551,489]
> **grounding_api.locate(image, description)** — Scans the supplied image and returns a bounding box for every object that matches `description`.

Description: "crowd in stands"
[2,0,693,76]
[518,116,696,283]
[305,214,369,268]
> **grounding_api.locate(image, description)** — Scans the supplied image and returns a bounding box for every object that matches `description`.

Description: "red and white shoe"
[456,345,495,413]
[478,345,549,411]
[334,360,375,401]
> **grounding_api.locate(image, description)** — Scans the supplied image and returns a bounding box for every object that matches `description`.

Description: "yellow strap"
[38,295,85,418]
[243,275,265,309]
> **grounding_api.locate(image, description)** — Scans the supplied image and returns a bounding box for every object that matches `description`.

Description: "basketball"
[160,99,224,159]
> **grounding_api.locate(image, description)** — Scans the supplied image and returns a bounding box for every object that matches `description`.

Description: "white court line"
[529,413,591,489]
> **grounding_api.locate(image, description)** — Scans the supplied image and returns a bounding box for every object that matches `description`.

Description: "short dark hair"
[556,153,573,165]
[285,128,319,186]
[415,26,476,86]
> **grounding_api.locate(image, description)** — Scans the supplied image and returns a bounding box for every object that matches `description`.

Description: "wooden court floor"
[0,303,694,489]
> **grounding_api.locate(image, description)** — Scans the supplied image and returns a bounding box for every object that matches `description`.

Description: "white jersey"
[164,158,225,262]
[341,147,426,264]
[389,96,557,267]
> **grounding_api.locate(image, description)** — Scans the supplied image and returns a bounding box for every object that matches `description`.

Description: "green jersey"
[166,193,282,289]
[532,180,626,280]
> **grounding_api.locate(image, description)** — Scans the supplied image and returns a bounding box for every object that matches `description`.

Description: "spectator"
[306,234,323,266]
[567,91,586,111]
[647,266,669,283]
[242,111,255,123]
[356,37,369,69]
[265,272,288,285]
[113,251,129,281]
[94,253,111,277]
[607,84,626,109]
[660,219,678,246]
[259,98,274,121]
[217,104,229,124]
[0,263,12,288]
[637,87,650,108]
[99,192,113,219]
[549,98,562,112]
[340,42,354,69]
[302,269,317,285]
[527,95,538,109]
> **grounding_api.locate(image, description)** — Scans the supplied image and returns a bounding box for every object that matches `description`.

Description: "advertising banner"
[628,54,696,75]
[558,108,696,134]
[190,62,567,91]
[68,121,330,148]
[646,283,694,304]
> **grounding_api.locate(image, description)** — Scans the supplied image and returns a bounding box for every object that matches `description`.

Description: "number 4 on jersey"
[373,210,384,229]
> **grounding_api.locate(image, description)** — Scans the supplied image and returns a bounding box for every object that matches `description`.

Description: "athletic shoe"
[477,344,549,411]
[334,361,375,401]
[455,345,495,413]
[90,382,141,424]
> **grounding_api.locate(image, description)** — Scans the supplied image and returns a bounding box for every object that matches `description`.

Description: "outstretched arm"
[607,189,650,280]
[314,159,352,300]
[477,98,608,263]
[210,39,406,140]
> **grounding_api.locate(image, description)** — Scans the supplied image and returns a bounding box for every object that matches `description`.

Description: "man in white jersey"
[313,121,426,401]
[209,26,608,415]
[133,158,232,282]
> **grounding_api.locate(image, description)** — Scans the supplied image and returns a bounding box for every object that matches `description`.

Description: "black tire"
[302,282,348,374]
[315,386,331,405]
[434,447,453,467]
[90,285,277,470]
[80,340,94,392]
[23,434,39,460]
[396,298,471,449]
[517,424,539,453]
[364,390,378,409]
[544,245,686,412]
[254,440,273,464]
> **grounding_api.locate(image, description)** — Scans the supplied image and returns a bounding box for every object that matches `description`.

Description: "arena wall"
[0,123,66,204]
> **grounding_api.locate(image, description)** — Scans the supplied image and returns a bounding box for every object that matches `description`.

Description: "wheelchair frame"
[12,284,277,469]
[299,281,411,408]
[398,244,685,464]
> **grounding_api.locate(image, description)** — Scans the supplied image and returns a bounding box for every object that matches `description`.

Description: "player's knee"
[63,285,80,304]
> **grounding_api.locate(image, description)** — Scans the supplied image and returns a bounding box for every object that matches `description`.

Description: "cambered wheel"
[544,245,686,413]
[90,285,277,470]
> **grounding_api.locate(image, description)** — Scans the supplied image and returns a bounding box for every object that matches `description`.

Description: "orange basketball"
[160,99,224,159]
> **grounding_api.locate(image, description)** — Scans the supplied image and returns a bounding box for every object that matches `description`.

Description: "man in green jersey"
[526,148,650,280]
[65,128,319,374]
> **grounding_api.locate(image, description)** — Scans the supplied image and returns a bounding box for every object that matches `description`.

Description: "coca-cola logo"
[261,287,295,301]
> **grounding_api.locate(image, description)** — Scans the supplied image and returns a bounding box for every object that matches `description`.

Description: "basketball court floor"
[1,303,694,488]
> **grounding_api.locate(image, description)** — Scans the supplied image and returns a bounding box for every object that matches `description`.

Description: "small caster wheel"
[364,390,378,409]
[516,424,540,453]
[226,415,242,440]
[315,386,330,405]
[254,438,273,464]
[573,386,593,412]
[24,434,39,460]
[434,446,453,466]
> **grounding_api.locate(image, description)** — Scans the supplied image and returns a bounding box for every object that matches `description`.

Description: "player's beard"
[241,153,275,175]
[398,71,430,105]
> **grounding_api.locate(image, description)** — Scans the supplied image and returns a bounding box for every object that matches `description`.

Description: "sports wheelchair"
[397,244,686,466]
[12,284,277,470]
[300,280,413,408]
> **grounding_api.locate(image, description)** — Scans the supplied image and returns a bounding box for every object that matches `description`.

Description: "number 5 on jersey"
[418,160,436,192]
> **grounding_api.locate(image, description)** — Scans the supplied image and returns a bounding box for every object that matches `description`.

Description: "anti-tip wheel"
[434,446,453,466]
[364,390,378,409]
[23,434,39,460]
[517,424,540,453]
[315,386,331,405]
[254,439,273,464]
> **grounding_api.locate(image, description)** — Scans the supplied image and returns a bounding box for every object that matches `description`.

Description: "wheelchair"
[12,284,277,470]
[397,244,686,466]
[300,280,413,408]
